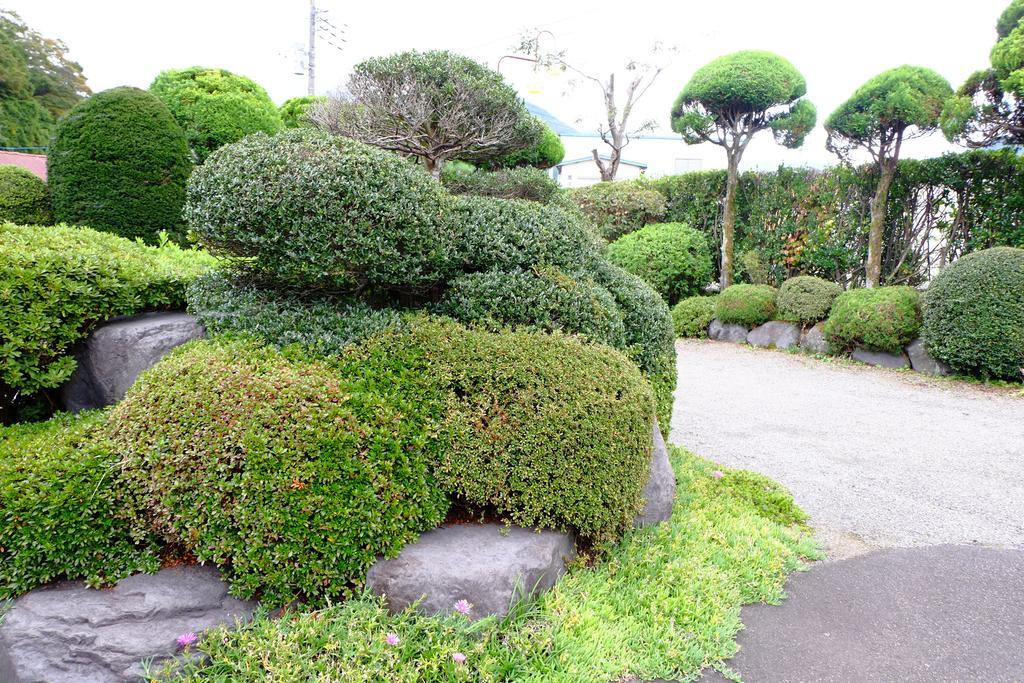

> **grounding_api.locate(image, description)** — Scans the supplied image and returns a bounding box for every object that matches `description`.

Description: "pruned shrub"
[0,411,159,599]
[823,286,921,354]
[923,247,1024,379]
[47,86,192,243]
[714,284,777,326]
[672,296,717,338]
[279,95,324,128]
[441,163,559,203]
[0,165,51,225]
[185,129,455,294]
[606,222,713,304]
[483,118,565,169]
[566,181,667,241]
[777,275,842,324]
[593,261,675,375]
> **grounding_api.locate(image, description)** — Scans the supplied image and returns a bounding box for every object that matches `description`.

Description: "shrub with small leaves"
[776,275,842,324]
[279,95,324,128]
[0,165,51,225]
[607,222,713,305]
[714,284,777,326]
[441,162,559,203]
[823,286,921,354]
[566,181,667,241]
[672,296,717,338]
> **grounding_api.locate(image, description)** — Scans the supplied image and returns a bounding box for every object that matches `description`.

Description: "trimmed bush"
[441,163,559,203]
[672,296,717,338]
[150,66,282,162]
[823,286,921,354]
[923,247,1024,379]
[0,223,215,417]
[438,267,626,348]
[0,165,51,224]
[185,129,455,294]
[566,181,667,241]
[279,95,324,128]
[482,117,566,169]
[0,411,159,599]
[607,222,713,305]
[714,284,777,326]
[776,275,842,324]
[594,261,676,375]
[47,86,192,243]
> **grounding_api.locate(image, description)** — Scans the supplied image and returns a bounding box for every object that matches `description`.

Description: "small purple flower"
[385,632,400,646]
[176,632,198,649]
[711,470,724,479]
[453,599,472,615]
[452,652,467,664]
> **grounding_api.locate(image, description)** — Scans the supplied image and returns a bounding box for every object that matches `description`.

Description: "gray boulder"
[61,312,205,412]
[0,566,257,683]
[747,321,801,349]
[708,319,749,344]
[851,347,910,370]
[906,338,951,376]
[365,524,575,620]
[635,419,675,527]
[800,322,829,354]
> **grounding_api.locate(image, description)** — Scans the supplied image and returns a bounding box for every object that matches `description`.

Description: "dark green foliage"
[0,411,159,599]
[823,286,921,354]
[606,222,713,304]
[483,117,565,169]
[923,247,1024,380]
[47,87,192,242]
[776,276,842,324]
[714,284,777,326]
[593,261,676,376]
[441,162,559,203]
[438,267,626,348]
[566,181,667,240]
[279,95,324,128]
[149,66,282,162]
[672,296,717,338]
[185,129,455,294]
[0,165,50,224]
[0,223,215,418]
[108,338,451,607]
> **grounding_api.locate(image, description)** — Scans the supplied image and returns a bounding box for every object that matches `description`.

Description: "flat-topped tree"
[671,51,815,288]
[826,66,952,288]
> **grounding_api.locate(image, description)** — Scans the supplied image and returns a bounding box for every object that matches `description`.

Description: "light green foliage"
[607,222,713,304]
[149,66,282,162]
[0,165,50,225]
[0,411,159,599]
[566,181,667,241]
[923,247,1024,380]
[998,0,1024,38]
[672,295,717,338]
[0,223,215,416]
[823,286,922,354]
[776,276,842,324]
[441,163,560,203]
[47,87,192,243]
[482,116,565,169]
[714,284,777,326]
[279,95,324,128]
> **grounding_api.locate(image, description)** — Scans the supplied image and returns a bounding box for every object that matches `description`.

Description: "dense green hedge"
[823,286,921,354]
[441,162,559,203]
[923,247,1024,380]
[776,275,842,324]
[714,284,777,326]
[672,296,717,338]
[47,86,192,243]
[566,181,667,241]
[607,222,713,305]
[0,223,215,419]
[0,411,159,599]
[0,165,51,225]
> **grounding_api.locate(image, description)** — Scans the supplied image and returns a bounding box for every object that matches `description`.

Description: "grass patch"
[160,446,818,682]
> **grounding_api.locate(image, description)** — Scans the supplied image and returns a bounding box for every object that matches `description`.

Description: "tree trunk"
[866,161,896,288]
[721,154,740,289]
[424,157,442,179]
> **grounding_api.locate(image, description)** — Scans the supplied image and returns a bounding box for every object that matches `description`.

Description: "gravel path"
[670,340,1024,551]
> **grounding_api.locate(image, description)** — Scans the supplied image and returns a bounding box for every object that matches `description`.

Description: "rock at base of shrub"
[747,321,801,350]
[365,524,575,620]
[61,311,205,412]
[800,323,829,354]
[906,338,951,376]
[708,319,749,344]
[851,347,910,370]
[0,566,257,683]
[634,419,675,527]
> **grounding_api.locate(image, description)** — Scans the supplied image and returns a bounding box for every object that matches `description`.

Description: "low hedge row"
[823,286,921,354]
[565,181,667,241]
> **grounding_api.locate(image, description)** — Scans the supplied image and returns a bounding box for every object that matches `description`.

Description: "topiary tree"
[776,275,842,325]
[606,222,713,304]
[825,66,952,288]
[0,165,51,224]
[671,51,816,288]
[47,86,192,242]
[923,247,1024,379]
[279,95,325,128]
[150,66,282,162]
[480,116,565,169]
[309,50,538,177]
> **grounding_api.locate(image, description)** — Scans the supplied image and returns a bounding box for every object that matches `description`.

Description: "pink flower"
[385,632,400,646]
[453,599,472,615]
[176,632,198,648]
[711,470,724,479]
[452,652,467,664]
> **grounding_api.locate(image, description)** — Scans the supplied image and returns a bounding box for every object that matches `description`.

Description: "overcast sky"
[12,0,1011,168]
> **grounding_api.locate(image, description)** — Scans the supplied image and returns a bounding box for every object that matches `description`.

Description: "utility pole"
[307,0,317,95]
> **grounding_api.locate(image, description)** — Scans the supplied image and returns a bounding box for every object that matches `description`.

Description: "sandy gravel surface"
[670,340,1024,552]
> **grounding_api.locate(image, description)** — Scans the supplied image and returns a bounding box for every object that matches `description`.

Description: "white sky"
[13,0,1010,168]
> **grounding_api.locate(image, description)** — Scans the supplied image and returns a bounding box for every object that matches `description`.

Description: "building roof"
[557,154,648,169]
[525,102,580,135]
[0,151,47,180]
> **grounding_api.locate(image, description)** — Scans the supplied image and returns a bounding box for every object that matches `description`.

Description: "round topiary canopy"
[677,50,807,114]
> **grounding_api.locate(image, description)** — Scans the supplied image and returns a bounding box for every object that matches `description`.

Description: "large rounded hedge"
[566,181,667,241]
[672,295,717,338]
[776,275,842,324]
[185,129,455,294]
[150,66,282,162]
[47,87,192,243]
[594,261,676,375]
[606,222,713,305]
[923,247,1024,379]
[0,165,51,225]
[823,286,921,354]
[715,284,777,326]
